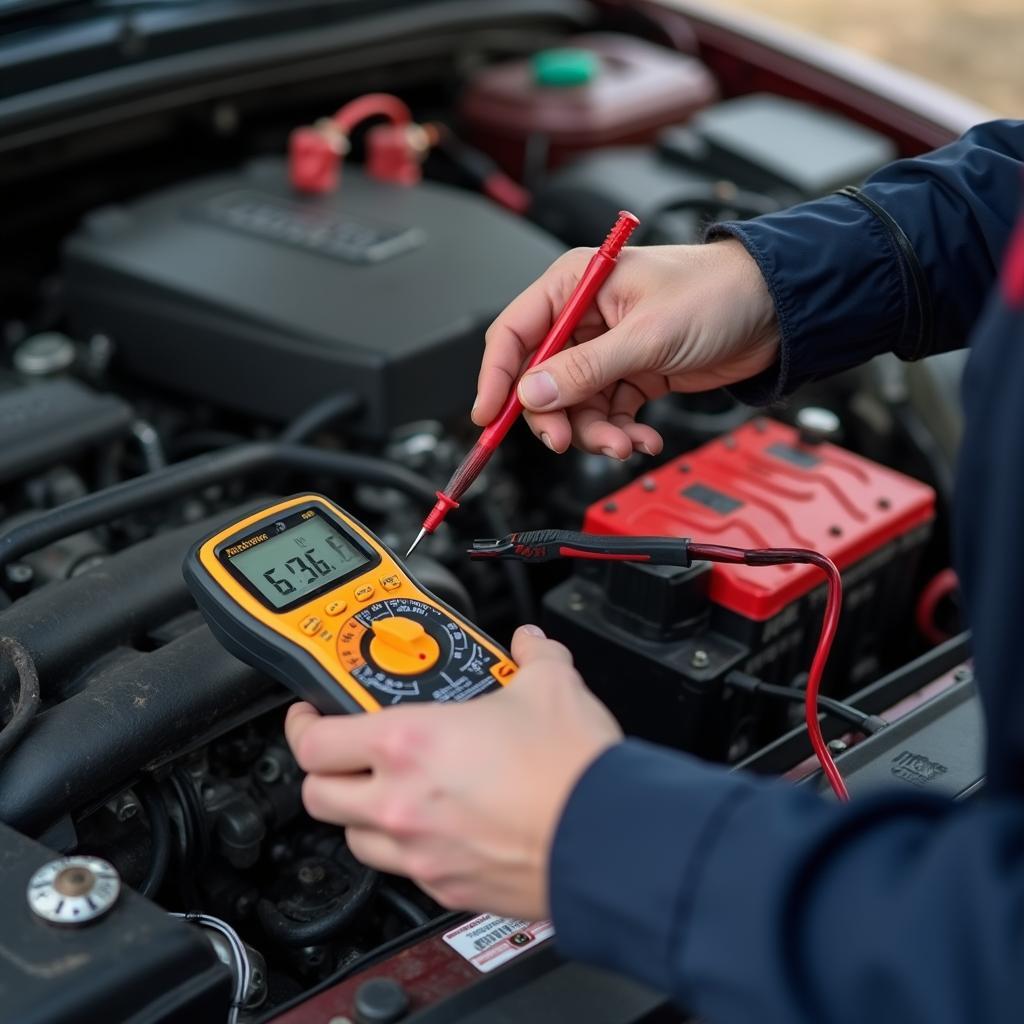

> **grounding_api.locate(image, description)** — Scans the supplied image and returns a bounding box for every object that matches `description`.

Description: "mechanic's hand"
[474,239,778,458]
[284,625,621,920]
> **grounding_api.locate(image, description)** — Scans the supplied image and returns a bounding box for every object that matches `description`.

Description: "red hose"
[689,543,849,802]
[915,568,958,646]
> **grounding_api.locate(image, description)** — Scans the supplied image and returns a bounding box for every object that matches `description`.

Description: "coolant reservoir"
[460,33,717,180]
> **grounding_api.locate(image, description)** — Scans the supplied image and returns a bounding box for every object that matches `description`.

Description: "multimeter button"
[354,584,375,602]
[325,600,348,617]
[369,616,441,675]
[379,574,401,592]
[299,615,323,636]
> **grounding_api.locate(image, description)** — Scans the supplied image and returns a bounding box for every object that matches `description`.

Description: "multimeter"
[183,494,516,714]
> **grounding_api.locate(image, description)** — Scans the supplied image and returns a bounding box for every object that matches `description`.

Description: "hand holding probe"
[406,210,640,558]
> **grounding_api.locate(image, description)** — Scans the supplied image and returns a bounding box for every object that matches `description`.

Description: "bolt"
[827,739,848,755]
[678,462,691,473]
[828,525,843,537]
[255,755,281,784]
[690,649,710,670]
[603,501,618,513]
[877,497,891,510]
[109,791,140,823]
[641,477,656,492]
[953,666,973,684]
[567,592,585,613]
[298,864,326,886]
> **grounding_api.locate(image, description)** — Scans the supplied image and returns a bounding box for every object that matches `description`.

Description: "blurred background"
[727,0,1019,115]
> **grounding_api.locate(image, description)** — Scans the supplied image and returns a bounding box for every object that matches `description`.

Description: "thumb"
[516,322,642,412]
[510,625,575,667]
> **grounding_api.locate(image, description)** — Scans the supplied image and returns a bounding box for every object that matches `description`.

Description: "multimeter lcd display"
[224,511,370,609]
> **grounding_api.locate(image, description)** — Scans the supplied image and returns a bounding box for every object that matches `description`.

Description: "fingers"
[288,710,382,775]
[345,826,407,875]
[510,625,575,666]
[516,321,642,413]
[284,701,320,755]
[475,250,594,426]
[302,772,378,827]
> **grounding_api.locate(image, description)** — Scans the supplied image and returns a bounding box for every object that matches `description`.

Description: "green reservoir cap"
[531,49,600,88]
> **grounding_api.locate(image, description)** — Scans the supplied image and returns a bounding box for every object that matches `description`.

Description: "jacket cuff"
[705,191,913,404]
[549,739,756,995]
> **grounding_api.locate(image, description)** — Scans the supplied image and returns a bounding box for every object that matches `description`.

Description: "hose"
[379,884,431,927]
[137,784,171,899]
[0,638,41,761]
[0,442,436,578]
[257,861,378,946]
[279,392,361,444]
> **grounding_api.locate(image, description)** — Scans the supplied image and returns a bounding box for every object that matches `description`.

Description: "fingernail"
[521,624,545,637]
[540,432,555,451]
[639,442,654,456]
[601,446,625,462]
[518,371,558,409]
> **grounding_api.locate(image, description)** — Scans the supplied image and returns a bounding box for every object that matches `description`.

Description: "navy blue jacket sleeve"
[548,122,1024,1024]
[706,120,1024,403]
[551,741,1024,1024]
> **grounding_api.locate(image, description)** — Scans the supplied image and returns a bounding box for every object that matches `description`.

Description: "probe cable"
[470,531,851,801]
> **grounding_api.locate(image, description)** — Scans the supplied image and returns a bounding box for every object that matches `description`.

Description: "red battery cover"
[583,418,936,622]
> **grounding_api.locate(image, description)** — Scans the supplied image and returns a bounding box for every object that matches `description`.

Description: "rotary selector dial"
[336,598,509,705]
[27,856,121,925]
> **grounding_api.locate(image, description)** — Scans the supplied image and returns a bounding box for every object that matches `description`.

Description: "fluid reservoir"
[459,33,717,180]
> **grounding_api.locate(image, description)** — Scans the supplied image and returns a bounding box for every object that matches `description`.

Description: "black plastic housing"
[63,160,560,436]
[0,823,230,1023]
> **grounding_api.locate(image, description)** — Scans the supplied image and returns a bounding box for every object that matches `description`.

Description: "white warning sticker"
[442,914,555,973]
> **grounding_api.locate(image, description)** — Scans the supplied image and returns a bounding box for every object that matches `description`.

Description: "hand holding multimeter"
[184,495,516,715]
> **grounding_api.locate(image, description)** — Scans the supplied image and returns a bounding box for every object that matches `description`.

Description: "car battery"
[543,418,935,760]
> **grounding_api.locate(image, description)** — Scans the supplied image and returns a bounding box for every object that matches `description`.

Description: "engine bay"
[0,3,974,1021]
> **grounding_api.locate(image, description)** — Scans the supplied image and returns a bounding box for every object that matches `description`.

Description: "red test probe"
[470,530,850,802]
[405,210,640,557]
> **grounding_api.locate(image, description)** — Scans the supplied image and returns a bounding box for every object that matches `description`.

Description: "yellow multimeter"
[183,494,516,714]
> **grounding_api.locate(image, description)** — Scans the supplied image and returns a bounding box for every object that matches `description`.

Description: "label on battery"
[442,914,554,973]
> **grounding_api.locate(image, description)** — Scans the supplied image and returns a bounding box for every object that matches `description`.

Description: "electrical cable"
[171,912,251,1024]
[279,392,362,444]
[251,910,463,1024]
[916,567,959,646]
[725,670,887,735]
[688,542,849,801]
[471,532,851,801]
[0,442,437,579]
[0,637,41,761]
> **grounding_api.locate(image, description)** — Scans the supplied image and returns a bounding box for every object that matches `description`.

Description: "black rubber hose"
[280,392,361,444]
[137,784,171,899]
[0,442,436,576]
[257,863,379,946]
[0,505,263,708]
[380,884,431,928]
[0,638,41,761]
[0,626,279,835]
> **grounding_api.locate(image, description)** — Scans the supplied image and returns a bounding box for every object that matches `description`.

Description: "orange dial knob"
[368,616,441,675]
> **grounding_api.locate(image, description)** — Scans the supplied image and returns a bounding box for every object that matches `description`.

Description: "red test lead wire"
[469,531,850,801]
[406,210,640,557]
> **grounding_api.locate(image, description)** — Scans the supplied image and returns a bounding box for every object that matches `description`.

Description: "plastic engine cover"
[62,159,561,436]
